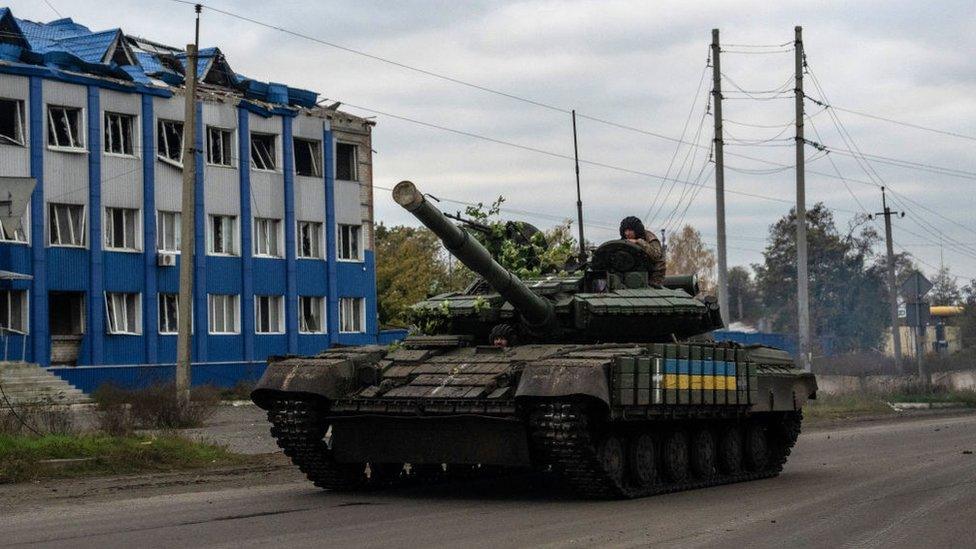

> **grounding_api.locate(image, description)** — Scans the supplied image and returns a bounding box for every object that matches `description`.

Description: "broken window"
[335,142,357,181]
[0,290,28,334]
[48,203,85,247]
[208,214,237,255]
[156,210,181,252]
[339,297,364,333]
[250,133,276,171]
[0,208,29,243]
[0,99,25,146]
[254,295,283,333]
[104,207,139,251]
[105,292,140,335]
[207,126,233,167]
[253,217,281,257]
[299,295,324,333]
[338,224,361,261]
[294,138,321,177]
[104,112,135,156]
[208,294,239,334]
[158,293,182,334]
[157,119,184,166]
[297,221,322,259]
[47,105,84,150]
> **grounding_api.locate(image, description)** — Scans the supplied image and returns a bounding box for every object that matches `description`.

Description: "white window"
[47,105,84,150]
[208,214,237,255]
[157,119,184,166]
[48,203,85,247]
[0,207,29,244]
[104,207,139,251]
[250,133,276,171]
[207,126,233,167]
[297,221,323,259]
[335,142,357,181]
[104,112,135,156]
[0,98,25,146]
[0,290,28,334]
[105,292,141,335]
[299,295,325,334]
[255,295,284,334]
[339,297,364,333]
[338,224,362,261]
[156,210,181,252]
[253,217,282,257]
[158,293,181,334]
[208,294,239,334]
[294,138,321,177]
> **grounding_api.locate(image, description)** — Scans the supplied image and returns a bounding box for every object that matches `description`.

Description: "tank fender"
[251,347,387,409]
[515,360,611,408]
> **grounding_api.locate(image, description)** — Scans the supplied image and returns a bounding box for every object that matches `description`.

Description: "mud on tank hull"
[252,338,817,499]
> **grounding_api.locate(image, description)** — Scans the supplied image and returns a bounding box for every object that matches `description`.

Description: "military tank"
[251,180,817,499]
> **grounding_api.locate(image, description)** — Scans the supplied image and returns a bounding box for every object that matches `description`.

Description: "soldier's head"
[489,323,518,348]
[619,216,645,240]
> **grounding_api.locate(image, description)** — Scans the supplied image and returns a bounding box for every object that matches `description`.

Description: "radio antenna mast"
[572,110,586,261]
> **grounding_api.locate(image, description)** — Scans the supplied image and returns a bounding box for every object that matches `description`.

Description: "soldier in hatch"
[619,216,666,285]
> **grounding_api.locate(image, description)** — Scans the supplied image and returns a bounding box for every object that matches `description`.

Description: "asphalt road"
[4,413,976,549]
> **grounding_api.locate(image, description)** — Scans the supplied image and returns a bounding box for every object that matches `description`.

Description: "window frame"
[104,292,141,336]
[156,210,182,253]
[299,295,325,334]
[0,289,29,334]
[0,205,30,244]
[254,295,285,334]
[103,111,137,157]
[48,203,87,248]
[156,118,185,167]
[207,214,239,256]
[253,217,283,258]
[293,137,322,178]
[250,132,277,172]
[339,297,365,334]
[104,207,141,252]
[0,98,26,147]
[296,220,323,259]
[157,292,192,335]
[208,293,240,335]
[337,223,363,262]
[335,142,358,181]
[206,126,235,168]
[46,104,86,152]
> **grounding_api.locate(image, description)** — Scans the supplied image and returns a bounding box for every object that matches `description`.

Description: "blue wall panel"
[46,248,89,290]
[28,76,46,364]
[207,334,244,362]
[251,258,286,294]
[49,362,267,393]
[103,253,144,292]
[254,333,287,360]
[205,256,242,294]
[281,115,298,353]
[141,94,158,363]
[87,85,103,365]
[296,260,327,294]
[237,106,254,362]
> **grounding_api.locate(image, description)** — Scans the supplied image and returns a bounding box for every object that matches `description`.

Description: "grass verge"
[0,433,246,483]
[804,393,895,421]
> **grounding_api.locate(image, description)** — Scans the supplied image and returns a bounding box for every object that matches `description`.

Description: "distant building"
[0,8,380,371]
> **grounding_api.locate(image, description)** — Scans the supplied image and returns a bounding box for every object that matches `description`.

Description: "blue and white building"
[0,9,381,385]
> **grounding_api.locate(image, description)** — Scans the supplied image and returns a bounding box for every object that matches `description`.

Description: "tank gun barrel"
[393,181,557,332]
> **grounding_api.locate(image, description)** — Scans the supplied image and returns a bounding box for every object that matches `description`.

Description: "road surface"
[3,412,976,548]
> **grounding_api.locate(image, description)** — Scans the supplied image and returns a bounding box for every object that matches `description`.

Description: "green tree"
[754,203,887,352]
[930,265,961,306]
[666,225,716,294]
[727,266,760,324]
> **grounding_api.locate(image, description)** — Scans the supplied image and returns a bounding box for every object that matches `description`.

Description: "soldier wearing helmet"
[619,216,666,285]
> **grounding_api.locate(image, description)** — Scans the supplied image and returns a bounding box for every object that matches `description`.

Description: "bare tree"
[667,225,716,294]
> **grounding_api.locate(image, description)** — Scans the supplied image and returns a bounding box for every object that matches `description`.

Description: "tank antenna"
[572,110,586,262]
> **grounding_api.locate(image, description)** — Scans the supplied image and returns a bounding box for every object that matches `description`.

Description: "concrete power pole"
[875,187,904,370]
[176,5,201,407]
[794,26,812,372]
[711,29,729,327]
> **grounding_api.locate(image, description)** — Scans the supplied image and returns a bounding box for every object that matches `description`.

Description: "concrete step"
[0,361,90,406]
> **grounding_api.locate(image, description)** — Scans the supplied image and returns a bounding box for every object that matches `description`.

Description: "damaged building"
[0,8,381,374]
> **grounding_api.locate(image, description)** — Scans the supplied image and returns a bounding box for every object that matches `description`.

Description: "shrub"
[92,383,220,431]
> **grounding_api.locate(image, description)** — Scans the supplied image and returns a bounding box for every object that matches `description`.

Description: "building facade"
[0,9,380,371]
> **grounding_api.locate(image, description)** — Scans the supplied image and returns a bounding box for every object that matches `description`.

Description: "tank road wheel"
[369,462,404,484]
[718,426,744,473]
[627,433,658,488]
[691,429,718,478]
[745,424,770,471]
[663,430,690,482]
[596,435,626,484]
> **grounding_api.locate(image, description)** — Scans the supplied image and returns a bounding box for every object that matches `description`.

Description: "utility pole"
[176,5,201,408]
[794,26,812,372]
[874,187,904,370]
[711,29,729,327]
[571,110,586,262]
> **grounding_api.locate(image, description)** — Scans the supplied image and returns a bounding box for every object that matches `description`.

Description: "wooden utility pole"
[711,28,729,327]
[876,187,904,370]
[794,26,812,372]
[176,5,201,407]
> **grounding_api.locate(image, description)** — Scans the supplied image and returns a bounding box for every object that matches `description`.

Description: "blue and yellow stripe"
[660,358,737,391]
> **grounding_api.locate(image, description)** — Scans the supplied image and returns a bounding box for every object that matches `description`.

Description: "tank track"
[528,401,802,499]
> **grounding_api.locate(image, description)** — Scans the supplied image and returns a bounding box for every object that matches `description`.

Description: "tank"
[251,180,818,498]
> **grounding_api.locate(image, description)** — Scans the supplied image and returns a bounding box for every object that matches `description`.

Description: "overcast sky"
[14,0,976,281]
